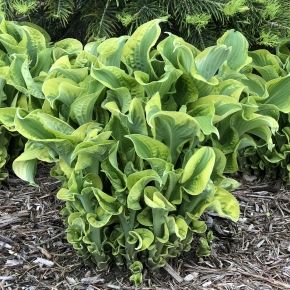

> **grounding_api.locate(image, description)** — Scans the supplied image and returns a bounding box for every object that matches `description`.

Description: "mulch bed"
[0,172,290,290]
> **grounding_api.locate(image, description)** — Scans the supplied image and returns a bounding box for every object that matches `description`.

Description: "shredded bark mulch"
[0,173,290,290]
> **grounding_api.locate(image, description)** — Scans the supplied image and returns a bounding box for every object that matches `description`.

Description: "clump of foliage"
[1,0,290,48]
[2,18,290,285]
[0,15,52,179]
[2,16,290,284]
[238,41,290,181]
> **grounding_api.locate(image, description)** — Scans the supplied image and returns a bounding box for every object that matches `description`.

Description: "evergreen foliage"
[1,0,289,48]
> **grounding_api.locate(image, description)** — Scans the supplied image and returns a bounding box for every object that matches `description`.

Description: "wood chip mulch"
[0,173,290,290]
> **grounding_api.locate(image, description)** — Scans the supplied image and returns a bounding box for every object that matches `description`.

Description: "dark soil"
[0,173,290,290]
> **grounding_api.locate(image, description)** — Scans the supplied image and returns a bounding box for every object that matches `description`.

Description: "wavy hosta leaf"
[217,29,251,72]
[194,45,231,84]
[151,111,200,162]
[101,143,127,193]
[129,261,143,286]
[122,19,165,77]
[231,111,278,148]
[71,140,114,171]
[249,49,283,81]
[97,36,128,67]
[276,39,290,62]
[91,66,143,100]
[241,74,268,100]
[145,92,162,126]
[8,54,44,99]
[180,181,215,219]
[134,67,182,98]
[264,76,290,113]
[127,98,148,135]
[188,102,218,137]
[137,208,153,227]
[70,82,104,125]
[0,33,25,54]
[66,214,88,252]
[14,109,75,141]
[43,77,83,111]
[214,79,245,101]
[126,134,170,161]
[189,95,242,123]
[53,38,83,60]
[88,187,123,215]
[157,33,199,70]
[57,187,76,201]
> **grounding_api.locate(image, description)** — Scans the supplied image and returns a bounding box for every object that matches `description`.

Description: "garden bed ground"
[0,171,290,290]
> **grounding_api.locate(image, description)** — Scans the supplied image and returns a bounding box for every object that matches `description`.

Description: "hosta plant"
[3,104,240,284]
[0,19,288,284]
[237,44,290,181]
[0,15,52,179]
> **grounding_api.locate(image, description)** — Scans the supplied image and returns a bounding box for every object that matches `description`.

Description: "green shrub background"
[1,0,290,48]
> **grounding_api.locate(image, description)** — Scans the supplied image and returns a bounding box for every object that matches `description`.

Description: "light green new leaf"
[0,33,24,54]
[90,187,123,215]
[72,141,114,171]
[276,39,290,62]
[42,78,83,110]
[9,54,44,99]
[12,141,55,184]
[214,79,245,101]
[137,208,153,226]
[182,182,215,218]
[188,103,219,137]
[189,95,242,123]
[57,188,76,201]
[128,228,154,251]
[145,92,162,126]
[101,143,127,192]
[91,66,142,100]
[87,208,112,228]
[231,111,278,145]
[166,216,188,240]
[144,187,175,211]
[207,187,240,222]
[241,74,268,100]
[127,170,162,210]
[181,147,215,195]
